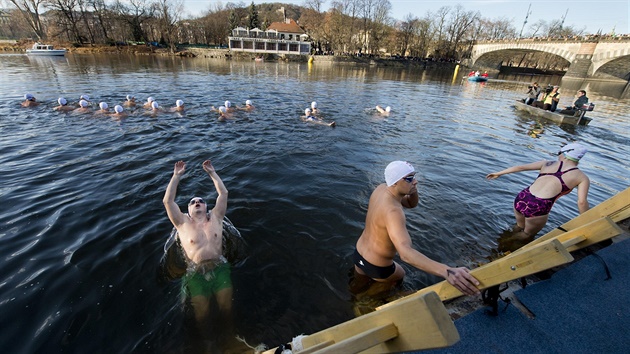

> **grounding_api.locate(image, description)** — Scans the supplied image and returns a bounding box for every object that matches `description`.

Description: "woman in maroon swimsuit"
[486,143,591,245]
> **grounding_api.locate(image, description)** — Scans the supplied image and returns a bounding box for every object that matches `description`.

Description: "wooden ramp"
[264,187,629,353]
[263,291,459,354]
[380,186,629,305]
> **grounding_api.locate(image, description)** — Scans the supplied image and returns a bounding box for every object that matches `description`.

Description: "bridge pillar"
[564,42,597,79]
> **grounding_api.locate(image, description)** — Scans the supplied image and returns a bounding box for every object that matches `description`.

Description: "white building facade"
[228,19,311,55]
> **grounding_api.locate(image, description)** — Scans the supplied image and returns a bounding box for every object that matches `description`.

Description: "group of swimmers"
[21,93,392,125]
[20,93,257,121]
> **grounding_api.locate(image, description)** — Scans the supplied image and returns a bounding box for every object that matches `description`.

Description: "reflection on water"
[0,53,628,353]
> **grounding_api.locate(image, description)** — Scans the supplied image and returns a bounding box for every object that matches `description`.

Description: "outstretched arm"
[486,160,547,180]
[163,161,187,227]
[387,209,480,295]
[203,160,228,220]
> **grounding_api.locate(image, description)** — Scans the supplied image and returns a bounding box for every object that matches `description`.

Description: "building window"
[266,42,277,51]
[279,43,287,51]
[255,42,265,50]
[289,44,298,52]
[243,41,253,49]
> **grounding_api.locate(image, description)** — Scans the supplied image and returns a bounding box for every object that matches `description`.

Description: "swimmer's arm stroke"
[486,160,547,180]
[163,160,187,227]
[386,208,480,295]
[203,160,228,221]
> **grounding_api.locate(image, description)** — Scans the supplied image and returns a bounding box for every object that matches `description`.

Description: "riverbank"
[1,40,459,69]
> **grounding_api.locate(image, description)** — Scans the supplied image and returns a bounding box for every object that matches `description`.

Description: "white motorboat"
[26,43,67,56]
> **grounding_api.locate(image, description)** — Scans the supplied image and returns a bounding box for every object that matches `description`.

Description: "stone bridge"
[469,38,630,81]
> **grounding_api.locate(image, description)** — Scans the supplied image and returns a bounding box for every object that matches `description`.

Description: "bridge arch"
[470,39,630,81]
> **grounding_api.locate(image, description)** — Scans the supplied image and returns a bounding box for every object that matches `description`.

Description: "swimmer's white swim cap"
[219,106,227,113]
[58,97,67,105]
[224,100,231,108]
[79,99,89,108]
[385,161,415,187]
[176,99,184,107]
[311,101,317,109]
[385,106,391,112]
[147,97,154,103]
[114,105,124,113]
[246,100,252,105]
[305,108,311,115]
[99,102,108,110]
[151,101,159,109]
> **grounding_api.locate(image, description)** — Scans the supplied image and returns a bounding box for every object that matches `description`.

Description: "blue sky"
[181,0,628,35]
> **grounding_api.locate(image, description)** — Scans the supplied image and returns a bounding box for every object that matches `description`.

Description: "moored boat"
[514,100,592,126]
[26,43,67,56]
[467,76,488,82]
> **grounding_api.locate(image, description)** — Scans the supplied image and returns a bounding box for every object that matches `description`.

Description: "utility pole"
[519,4,532,40]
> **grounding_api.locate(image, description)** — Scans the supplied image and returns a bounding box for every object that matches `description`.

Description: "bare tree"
[45,0,84,43]
[111,0,152,42]
[153,0,183,52]
[8,0,46,40]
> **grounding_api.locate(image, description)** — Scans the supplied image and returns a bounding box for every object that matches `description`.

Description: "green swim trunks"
[182,261,232,298]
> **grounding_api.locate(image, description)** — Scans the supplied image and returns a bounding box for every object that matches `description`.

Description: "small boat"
[514,100,592,126]
[26,43,67,56]
[467,76,488,82]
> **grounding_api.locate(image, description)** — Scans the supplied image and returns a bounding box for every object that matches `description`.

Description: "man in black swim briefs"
[163,159,232,340]
[353,161,480,295]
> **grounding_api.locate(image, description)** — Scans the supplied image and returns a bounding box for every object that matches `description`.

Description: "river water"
[0,53,628,353]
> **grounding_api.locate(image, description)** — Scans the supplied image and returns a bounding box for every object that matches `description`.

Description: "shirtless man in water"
[353,161,480,295]
[163,160,231,338]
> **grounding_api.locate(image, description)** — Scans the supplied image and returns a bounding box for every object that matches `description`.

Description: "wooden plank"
[519,216,623,253]
[264,291,459,354]
[379,239,573,305]
[299,341,334,354]
[538,187,630,243]
[311,323,398,354]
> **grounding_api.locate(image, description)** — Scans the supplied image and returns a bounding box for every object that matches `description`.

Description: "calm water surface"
[0,53,629,353]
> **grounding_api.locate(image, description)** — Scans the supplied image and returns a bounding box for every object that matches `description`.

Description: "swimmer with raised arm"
[375,105,391,116]
[486,143,590,248]
[353,161,479,295]
[163,160,232,341]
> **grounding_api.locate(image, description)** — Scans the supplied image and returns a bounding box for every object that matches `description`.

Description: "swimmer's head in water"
[126,95,135,101]
[151,101,159,109]
[245,100,252,106]
[385,106,391,112]
[176,99,184,107]
[25,93,35,101]
[99,102,108,110]
[79,99,89,108]
[114,105,124,113]
[224,100,231,108]
[311,101,317,109]
[385,161,415,187]
[305,108,312,116]
[147,97,154,103]
[219,106,227,113]
[58,97,67,106]
[80,94,90,101]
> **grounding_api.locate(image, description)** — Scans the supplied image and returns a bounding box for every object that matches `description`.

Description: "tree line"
[1,0,586,62]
